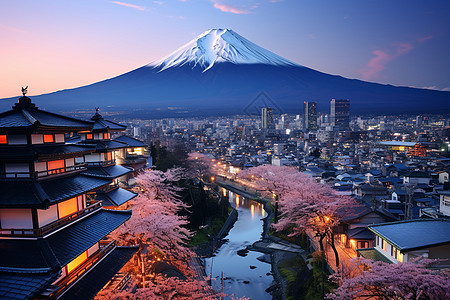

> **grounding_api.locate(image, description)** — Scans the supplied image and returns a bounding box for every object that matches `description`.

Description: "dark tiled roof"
[59,246,137,300]
[0,175,111,208]
[369,219,450,251]
[113,135,147,147]
[0,209,131,270]
[96,188,137,207]
[357,248,392,263]
[90,111,126,132]
[79,140,128,151]
[34,144,95,157]
[0,97,93,131]
[82,165,133,179]
[348,227,374,240]
[0,144,94,160]
[0,271,60,300]
[46,209,131,266]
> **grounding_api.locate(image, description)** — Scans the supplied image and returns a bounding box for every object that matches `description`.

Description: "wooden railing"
[0,202,102,237]
[50,241,116,299]
[86,159,115,167]
[0,163,87,180]
[102,182,119,193]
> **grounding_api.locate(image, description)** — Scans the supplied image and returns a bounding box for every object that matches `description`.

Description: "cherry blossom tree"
[327,258,450,300]
[239,165,357,267]
[186,152,215,180]
[111,168,191,261]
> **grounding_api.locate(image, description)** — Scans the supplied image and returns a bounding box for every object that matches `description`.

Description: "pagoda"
[69,109,138,209]
[0,92,136,299]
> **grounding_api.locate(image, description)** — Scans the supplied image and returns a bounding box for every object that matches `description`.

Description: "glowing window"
[66,251,88,273]
[383,240,387,252]
[107,152,112,161]
[0,135,7,144]
[48,160,65,174]
[103,133,109,139]
[86,134,93,140]
[58,197,78,218]
[43,134,54,143]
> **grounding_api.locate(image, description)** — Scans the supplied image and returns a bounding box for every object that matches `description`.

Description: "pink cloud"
[361,43,414,80]
[212,1,249,14]
[396,43,413,55]
[418,36,433,43]
[112,1,146,11]
[361,50,393,80]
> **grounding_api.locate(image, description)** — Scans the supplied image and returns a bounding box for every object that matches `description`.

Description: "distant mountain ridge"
[1,29,448,117]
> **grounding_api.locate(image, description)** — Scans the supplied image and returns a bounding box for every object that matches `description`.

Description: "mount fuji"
[1,29,449,117]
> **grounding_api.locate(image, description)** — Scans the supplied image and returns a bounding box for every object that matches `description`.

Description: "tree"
[186,152,215,180]
[239,165,357,267]
[107,168,214,298]
[327,258,450,300]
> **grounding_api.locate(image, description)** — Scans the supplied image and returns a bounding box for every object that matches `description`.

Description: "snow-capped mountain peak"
[149,28,299,72]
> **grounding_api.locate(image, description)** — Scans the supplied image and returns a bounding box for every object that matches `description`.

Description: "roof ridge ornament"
[13,86,37,110]
[91,107,104,121]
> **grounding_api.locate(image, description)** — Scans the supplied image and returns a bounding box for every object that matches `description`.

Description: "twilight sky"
[1,0,449,98]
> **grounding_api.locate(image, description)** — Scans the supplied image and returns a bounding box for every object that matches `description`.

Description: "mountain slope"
[1,29,448,117]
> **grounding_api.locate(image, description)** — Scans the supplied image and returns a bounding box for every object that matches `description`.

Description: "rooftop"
[369,219,450,252]
[0,96,93,132]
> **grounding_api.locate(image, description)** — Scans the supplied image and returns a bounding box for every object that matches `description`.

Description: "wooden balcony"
[86,159,116,167]
[0,201,102,237]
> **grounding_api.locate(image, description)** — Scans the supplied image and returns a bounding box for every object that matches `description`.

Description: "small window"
[43,134,54,143]
[48,160,65,174]
[0,135,7,144]
[103,133,109,139]
[86,134,93,140]
[107,152,112,161]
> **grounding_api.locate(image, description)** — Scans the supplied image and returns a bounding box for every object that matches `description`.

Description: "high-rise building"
[261,107,274,129]
[330,99,350,131]
[303,101,318,131]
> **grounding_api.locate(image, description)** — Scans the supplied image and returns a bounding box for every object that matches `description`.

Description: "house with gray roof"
[363,219,450,265]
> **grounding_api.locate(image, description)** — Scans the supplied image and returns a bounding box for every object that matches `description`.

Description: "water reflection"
[206,188,272,300]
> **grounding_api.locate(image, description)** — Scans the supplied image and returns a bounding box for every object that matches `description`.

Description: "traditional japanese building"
[0,94,136,299]
[71,109,138,209]
[113,135,151,181]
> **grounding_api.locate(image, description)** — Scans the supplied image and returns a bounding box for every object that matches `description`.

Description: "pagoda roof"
[0,271,60,300]
[82,165,133,179]
[0,144,94,161]
[0,209,131,270]
[113,135,147,147]
[96,187,137,207]
[58,246,137,300]
[90,111,126,132]
[78,140,128,151]
[0,97,93,133]
[0,175,111,208]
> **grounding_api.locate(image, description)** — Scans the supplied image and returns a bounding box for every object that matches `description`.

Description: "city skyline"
[1,0,450,98]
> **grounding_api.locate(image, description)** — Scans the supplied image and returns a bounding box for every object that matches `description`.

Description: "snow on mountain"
[149,28,299,72]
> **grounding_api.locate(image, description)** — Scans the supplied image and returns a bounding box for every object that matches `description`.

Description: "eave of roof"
[58,246,137,300]
[0,209,132,270]
[0,175,111,208]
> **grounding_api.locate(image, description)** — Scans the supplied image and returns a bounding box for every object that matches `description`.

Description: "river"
[204,188,273,300]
